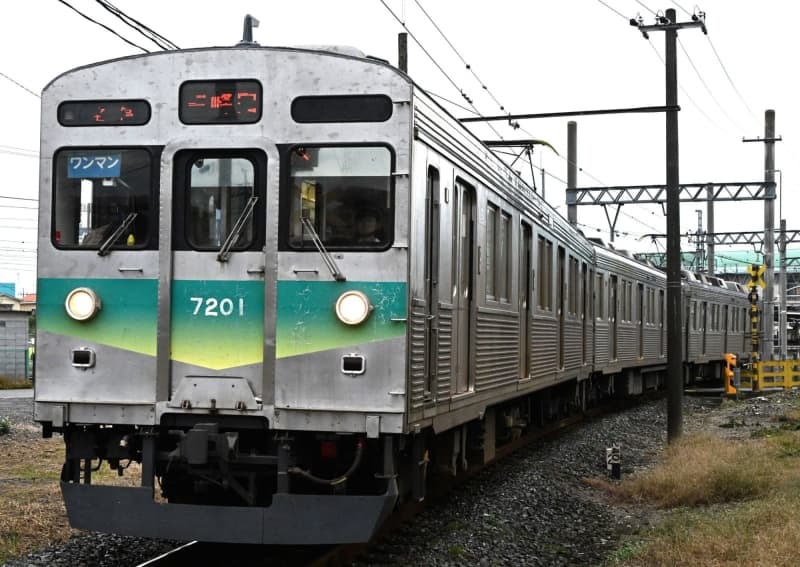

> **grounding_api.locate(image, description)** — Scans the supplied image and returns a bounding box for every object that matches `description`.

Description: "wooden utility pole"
[567,121,578,227]
[398,33,408,73]
[744,110,781,360]
[635,8,706,443]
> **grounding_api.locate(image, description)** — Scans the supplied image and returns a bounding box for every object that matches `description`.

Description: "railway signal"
[747,263,766,290]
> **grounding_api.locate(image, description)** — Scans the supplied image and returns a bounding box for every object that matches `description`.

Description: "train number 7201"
[190,297,245,317]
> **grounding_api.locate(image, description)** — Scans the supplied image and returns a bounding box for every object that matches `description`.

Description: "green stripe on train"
[170,280,264,369]
[275,281,407,358]
[37,278,407,367]
[37,278,158,356]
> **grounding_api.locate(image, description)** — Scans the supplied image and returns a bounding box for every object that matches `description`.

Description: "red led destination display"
[58,100,151,126]
[179,80,262,124]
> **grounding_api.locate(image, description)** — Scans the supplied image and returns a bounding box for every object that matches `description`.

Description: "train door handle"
[247,266,265,275]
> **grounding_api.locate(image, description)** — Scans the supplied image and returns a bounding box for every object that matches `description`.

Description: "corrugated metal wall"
[0,315,29,381]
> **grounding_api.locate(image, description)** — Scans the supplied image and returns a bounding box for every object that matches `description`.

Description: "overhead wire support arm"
[640,229,800,247]
[566,181,776,206]
[460,105,679,123]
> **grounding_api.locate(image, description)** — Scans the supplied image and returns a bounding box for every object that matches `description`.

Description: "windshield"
[287,146,392,250]
[187,157,255,249]
[53,149,154,249]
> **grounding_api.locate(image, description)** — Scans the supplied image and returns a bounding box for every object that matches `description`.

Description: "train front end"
[33,46,412,543]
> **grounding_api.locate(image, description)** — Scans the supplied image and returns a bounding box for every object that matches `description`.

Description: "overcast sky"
[0,0,795,293]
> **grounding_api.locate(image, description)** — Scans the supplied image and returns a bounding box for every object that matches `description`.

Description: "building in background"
[20,293,37,313]
[0,283,15,297]
[0,310,30,381]
[0,293,22,311]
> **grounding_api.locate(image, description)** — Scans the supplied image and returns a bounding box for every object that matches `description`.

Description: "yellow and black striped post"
[747,264,766,391]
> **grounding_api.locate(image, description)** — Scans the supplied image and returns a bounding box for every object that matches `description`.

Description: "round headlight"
[335,291,372,326]
[65,287,101,321]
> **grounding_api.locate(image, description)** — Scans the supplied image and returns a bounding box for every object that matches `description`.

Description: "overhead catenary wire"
[0,195,38,202]
[646,38,724,132]
[0,145,38,155]
[635,0,658,17]
[57,0,150,53]
[377,0,505,140]
[705,35,758,123]
[0,148,39,158]
[670,0,692,17]
[596,0,629,21]
[426,90,481,116]
[677,37,742,134]
[94,0,179,50]
[0,204,38,210]
[0,71,40,98]
[412,0,514,123]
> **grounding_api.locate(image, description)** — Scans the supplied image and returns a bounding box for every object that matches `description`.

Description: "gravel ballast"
[2,389,796,566]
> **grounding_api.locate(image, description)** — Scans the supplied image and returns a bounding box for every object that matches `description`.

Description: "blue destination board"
[67,153,122,178]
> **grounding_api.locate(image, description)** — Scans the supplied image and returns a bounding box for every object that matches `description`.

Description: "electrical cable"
[378,0,505,140]
[677,37,742,133]
[56,0,150,53]
[0,145,38,155]
[0,149,39,158]
[705,35,757,122]
[670,1,692,17]
[426,90,481,115]
[635,0,658,17]
[596,0,628,21]
[94,0,179,50]
[412,0,513,122]
[646,39,724,131]
[0,196,38,202]
[0,72,40,98]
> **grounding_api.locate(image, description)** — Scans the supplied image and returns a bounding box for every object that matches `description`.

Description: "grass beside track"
[599,397,800,567]
[0,377,32,390]
[0,432,141,563]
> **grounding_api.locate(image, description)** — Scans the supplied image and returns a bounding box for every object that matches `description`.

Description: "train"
[33,35,749,544]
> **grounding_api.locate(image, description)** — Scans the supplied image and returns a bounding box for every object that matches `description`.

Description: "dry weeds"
[0,436,74,562]
[603,393,800,567]
[0,434,142,563]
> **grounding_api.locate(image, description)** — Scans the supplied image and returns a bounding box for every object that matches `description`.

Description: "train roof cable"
[378,0,505,141]
[0,71,40,98]
[94,0,180,50]
[57,0,150,53]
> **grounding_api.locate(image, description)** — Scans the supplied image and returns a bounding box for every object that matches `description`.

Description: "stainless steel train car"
[33,40,748,544]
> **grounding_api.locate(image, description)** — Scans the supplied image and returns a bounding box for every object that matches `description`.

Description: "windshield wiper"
[300,216,346,281]
[217,196,259,262]
[98,212,138,256]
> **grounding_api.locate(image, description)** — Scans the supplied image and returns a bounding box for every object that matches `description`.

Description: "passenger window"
[286,146,392,250]
[186,157,255,249]
[53,148,154,249]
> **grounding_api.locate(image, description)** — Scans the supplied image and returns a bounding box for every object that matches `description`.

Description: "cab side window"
[284,146,393,250]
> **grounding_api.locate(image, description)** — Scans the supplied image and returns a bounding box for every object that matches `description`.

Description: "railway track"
[136,541,336,566]
[137,391,663,567]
